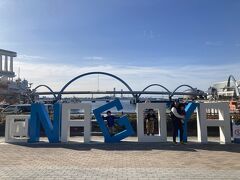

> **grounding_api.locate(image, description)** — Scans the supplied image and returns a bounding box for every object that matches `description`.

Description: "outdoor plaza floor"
[0,136,239,180]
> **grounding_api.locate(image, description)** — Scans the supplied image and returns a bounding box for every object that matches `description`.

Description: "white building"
[211,79,240,98]
[0,49,16,80]
[0,49,30,103]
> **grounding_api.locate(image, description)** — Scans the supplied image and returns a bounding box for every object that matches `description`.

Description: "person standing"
[170,101,185,144]
[102,111,119,136]
[146,109,157,136]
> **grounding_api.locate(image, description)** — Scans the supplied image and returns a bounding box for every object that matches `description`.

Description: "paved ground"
[0,137,239,180]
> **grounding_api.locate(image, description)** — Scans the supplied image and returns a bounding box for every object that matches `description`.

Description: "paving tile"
[0,136,239,179]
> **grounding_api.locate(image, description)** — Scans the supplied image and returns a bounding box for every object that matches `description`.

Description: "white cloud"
[17,54,47,62]
[13,59,240,95]
[83,56,104,61]
[205,41,223,46]
[143,30,161,39]
[18,54,46,60]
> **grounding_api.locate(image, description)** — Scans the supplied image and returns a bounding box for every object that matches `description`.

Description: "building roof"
[0,49,17,57]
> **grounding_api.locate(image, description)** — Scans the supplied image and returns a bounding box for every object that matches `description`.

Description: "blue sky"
[0,0,240,93]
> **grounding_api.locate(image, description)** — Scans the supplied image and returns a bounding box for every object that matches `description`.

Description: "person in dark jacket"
[170,101,185,144]
[102,111,119,136]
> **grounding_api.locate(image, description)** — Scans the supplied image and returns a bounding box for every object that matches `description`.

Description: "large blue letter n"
[28,103,61,143]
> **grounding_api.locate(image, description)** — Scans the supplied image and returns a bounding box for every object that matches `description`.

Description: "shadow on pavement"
[7,141,240,153]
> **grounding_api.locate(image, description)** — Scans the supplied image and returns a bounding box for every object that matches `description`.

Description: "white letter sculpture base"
[5,115,30,143]
[197,102,231,144]
[137,103,167,142]
[61,103,91,143]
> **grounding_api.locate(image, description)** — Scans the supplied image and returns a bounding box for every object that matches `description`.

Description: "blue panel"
[93,98,135,143]
[28,103,61,143]
[181,102,199,142]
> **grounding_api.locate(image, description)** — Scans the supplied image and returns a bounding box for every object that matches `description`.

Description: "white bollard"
[61,103,91,143]
[197,102,231,144]
[137,103,167,142]
[5,115,30,143]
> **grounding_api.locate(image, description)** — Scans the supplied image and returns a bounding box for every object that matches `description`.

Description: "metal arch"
[170,84,196,98]
[138,84,171,98]
[58,72,135,100]
[227,75,239,97]
[227,75,237,87]
[33,85,57,99]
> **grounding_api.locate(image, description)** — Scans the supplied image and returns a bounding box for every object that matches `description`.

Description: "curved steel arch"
[138,84,171,98]
[33,85,57,99]
[170,84,196,98]
[58,72,134,100]
[227,75,239,97]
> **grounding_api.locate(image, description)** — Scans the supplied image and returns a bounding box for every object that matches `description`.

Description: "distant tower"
[0,49,17,81]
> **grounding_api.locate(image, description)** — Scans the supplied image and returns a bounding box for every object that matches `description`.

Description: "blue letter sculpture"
[28,103,61,143]
[182,102,199,142]
[93,98,134,143]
